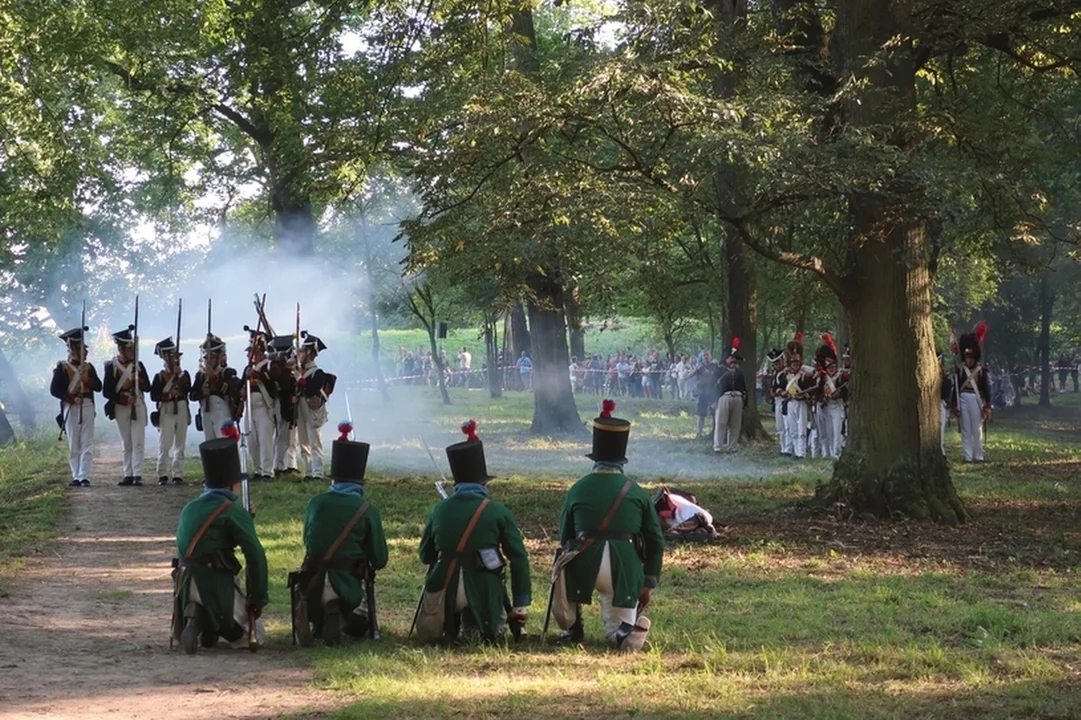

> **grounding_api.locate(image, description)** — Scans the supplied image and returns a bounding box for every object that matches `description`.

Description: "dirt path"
[0,450,334,720]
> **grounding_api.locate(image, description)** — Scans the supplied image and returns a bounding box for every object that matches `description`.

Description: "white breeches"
[785,401,809,458]
[297,400,325,477]
[64,399,95,481]
[775,400,790,454]
[819,402,845,459]
[959,392,984,461]
[202,395,232,442]
[114,400,147,478]
[274,413,298,471]
[247,392,276,476]
[156,404,189,478]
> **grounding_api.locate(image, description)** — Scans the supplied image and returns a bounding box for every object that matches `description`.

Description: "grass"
[230,387,1081,719]
[0,436,68,591]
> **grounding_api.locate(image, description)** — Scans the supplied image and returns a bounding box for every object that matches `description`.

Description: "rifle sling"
[441,498,491,591]
[184,500,234,561]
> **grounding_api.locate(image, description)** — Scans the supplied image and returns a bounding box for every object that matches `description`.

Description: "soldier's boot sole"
[615,615,652,653]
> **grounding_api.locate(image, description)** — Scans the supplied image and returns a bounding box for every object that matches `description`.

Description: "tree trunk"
[359,214,391,404]
[1038,275,1053,407]
[427,327,452,406]
[817,0,964,523]
[723,231,767,440]
[564,284,586,361]
[526,275,584,435]
[485,316,503,399]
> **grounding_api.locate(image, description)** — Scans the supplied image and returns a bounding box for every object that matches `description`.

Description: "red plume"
[338,421,353,442]
[461,419,478,442]
[795,331,804,343]
[220,421,240,441]
[822,333,838,358]
[975,322,988,347]
[601,399,616,418]
[731,337,741,350]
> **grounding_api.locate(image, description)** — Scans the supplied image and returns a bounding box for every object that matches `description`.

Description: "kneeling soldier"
[548,400,665,651]
[292,428,388,646]
[172,438,268,654]
[415,421,531,644]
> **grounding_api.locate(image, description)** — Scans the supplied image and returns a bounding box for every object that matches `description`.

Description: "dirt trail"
[0,450,333,720]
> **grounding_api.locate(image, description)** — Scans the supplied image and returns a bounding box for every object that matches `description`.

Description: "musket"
[132,296,142,434]
[240,368,258,652]
[365,563,380,640]
[253,293,277,337]
[345,391,354,440]
[407,476,451,638]
[421,436,449,499]
[174,299,183,414]
[541,548,560,639]
[295,303,301,355]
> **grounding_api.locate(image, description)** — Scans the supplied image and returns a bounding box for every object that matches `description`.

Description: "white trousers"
[940,400,948,455]
[775,400,790,454]
[64,400,95,481]
[297,400,325,478]
[201,395,232,442]
[247,392,276,476]
[156,404,189,478]
[274,414,298,471]
[785,400,809,458]
[713,394,743,452]
[959,392,985,461]
[114,400,147,478]
[819,402,845,459]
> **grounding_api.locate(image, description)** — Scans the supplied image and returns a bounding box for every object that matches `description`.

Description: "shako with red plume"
[975,322,988,347]
[445,419,492,484]
[199,436,243,489]
[728,336,744,362]
[329,427,370,484]
[785,331,804,362]
[588,399,631,464]
[815,333,838,366]
[337,420,353,442]
[958,323,985,363]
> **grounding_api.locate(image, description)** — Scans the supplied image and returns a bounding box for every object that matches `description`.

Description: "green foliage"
[0,436,66,586]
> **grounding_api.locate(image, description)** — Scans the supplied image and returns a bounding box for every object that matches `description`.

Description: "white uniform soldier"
[779,334,816,460]
[103,326,151,486]
[268,335,300,477]
[50,327,102,487]
[241,327,277,480]
[766,349,790,456]
[296,331,332,481]
[954,324,991,463]
[190,335,240,442]
[150,337,191,485]
[814,335,848,459]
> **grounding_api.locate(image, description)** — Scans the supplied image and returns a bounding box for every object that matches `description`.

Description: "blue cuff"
[513,594,531,607]
[644,577,659,589]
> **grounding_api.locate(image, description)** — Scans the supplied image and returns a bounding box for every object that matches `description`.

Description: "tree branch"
[727,220,848,303]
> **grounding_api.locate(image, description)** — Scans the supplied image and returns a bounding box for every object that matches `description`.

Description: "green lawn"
[242,388,1081,719]
[0,436,68,590]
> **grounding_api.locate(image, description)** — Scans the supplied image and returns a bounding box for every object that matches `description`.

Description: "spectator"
[458,345,472,388]
[569,355,579,393]
[517,350,533,391]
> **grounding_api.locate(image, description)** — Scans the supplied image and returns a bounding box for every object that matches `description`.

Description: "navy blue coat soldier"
[172,438,268,654]
[190,334,241,442]
[550,400,665,652]
[296,332,331,481]
[241,327,278,480]
[150,337,192,485]
[293,433,389,647]
[102,326,151,486]
[51,327,103,487]
[415,421,532,644]
[268,335,300,477]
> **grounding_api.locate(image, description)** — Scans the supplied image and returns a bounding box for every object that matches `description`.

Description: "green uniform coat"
[302,483,388,628]
[558,470,665,608]
[418,484,531,639]
[175,489,269,635]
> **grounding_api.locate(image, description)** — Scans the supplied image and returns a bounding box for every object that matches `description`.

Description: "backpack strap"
[184,500,234,560]
[441,498,491,591]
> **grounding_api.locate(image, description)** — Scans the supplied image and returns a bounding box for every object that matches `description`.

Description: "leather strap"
[441,498,490,591]
[322,501,371,564]
[184,500,233,560]
[580,478,633,554]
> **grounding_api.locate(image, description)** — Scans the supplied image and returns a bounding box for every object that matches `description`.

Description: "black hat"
[587,400,630,464]
[766,348,784,363]
[243,325,270,352]
[786,332,804,362]
[727,337,744,363]
[201,334,226,353]
[959,330,983,363]
[268,335,294,357]
[815,333,839,366]
[59,326,89,347]
[300,331,327,353]
[112,325,136,345]
[200,437,243,488]
[445,420,494,484]
[154,337,181,357]
[330,439,370,483]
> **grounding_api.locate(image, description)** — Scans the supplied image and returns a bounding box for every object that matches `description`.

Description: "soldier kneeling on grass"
[549,400,665,651]
[415,420,531,645]
[172,438,268,654]
[291,425,389,646]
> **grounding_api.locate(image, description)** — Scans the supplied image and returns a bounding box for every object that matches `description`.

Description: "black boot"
[556,608,585,644]
[173,477,184,485]
[181,602,201,655]
[158,476,169,486]
[133,476,144,486]
[323,600,342,646]
[118,476,134,486]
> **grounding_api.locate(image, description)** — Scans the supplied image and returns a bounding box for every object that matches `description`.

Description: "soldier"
[814,335,847,459]
[691,352,718,438]
[102,326,151,486]
[712,338,747,454]
[954,324,991,463]
[766,349,790,456]
[172,437,268,654]
[293,430,388,646]
[50,326,102,487]
[241,328,277,480]
[415,421,531,644]
[268,335,300,477]
[190,335,240,441]
[550,400,665,651]
[779,334,816,460]
[150,338,191,485]
[296,331,331,481]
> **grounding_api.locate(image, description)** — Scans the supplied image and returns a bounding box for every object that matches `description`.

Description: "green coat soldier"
[549,400,664,651]
[172,437,269,654]
[416,421,531,644]
[293,427,389,646]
